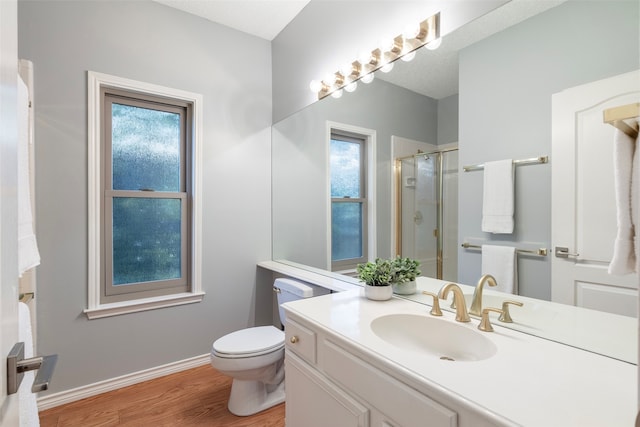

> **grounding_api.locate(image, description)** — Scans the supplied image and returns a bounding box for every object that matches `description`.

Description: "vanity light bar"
[311,12,440,100]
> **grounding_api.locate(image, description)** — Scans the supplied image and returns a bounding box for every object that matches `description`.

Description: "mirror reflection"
[272,0,639,362]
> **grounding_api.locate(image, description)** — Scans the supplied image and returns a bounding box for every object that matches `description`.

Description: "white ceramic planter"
[364,284,393,301]
[392,280,417,295]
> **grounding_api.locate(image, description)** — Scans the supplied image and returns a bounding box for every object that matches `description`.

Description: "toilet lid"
[213,326,284,356]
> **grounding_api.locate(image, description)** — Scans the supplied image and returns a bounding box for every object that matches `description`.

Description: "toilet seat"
[213,326,284,359]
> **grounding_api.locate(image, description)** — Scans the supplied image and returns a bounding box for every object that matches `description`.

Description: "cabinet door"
[286,350,369,427]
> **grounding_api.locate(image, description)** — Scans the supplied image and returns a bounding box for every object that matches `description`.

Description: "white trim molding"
[86,71,204,318]
[37,354,210,411]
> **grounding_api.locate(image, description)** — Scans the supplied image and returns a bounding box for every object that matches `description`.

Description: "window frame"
[326,122,376,273]
[86,71,204,319]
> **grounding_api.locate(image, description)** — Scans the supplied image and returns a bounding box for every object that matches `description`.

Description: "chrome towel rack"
[461,242,548,257]
[463,156,548,172]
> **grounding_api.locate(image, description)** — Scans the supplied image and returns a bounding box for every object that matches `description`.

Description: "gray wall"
[458,0,640,298]
[437,94,459,145]
[19,0,273,394]
[273,79,438,267]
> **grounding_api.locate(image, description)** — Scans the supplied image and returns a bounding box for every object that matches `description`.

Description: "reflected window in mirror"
[330,130,369,272]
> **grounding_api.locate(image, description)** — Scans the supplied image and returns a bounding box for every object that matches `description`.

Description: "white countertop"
[284,289,637,427]
[412,276,637,364]
[258,260,360,293]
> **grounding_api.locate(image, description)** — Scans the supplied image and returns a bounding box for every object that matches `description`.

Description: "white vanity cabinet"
[284,314,492,427]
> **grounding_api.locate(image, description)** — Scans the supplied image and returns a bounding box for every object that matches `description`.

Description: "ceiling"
[153,0,565,99]
[153,0,310,41]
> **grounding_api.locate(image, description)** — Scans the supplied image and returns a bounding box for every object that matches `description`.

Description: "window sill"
[84,292,205,319]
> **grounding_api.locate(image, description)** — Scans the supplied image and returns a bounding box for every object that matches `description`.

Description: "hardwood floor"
[39,365,285,426]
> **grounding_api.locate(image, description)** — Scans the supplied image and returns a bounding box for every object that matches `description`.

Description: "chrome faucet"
[438,283,470,322]
[469,274,497,317]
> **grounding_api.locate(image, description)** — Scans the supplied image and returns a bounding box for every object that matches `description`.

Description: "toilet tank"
[274,278,331,325]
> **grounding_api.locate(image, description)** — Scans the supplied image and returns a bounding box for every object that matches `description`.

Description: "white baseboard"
[37,354,210,411]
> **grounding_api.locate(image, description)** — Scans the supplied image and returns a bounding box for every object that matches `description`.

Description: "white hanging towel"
[18,76,41,276]
[608,127,638,275]
[481,244,517,294]
[481,159,514,234]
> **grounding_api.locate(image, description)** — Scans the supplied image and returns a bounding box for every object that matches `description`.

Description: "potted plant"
[356,258,394,301]
[391,257,421,295]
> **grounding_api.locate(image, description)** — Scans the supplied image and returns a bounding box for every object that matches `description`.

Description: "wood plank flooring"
[39,365,285,426]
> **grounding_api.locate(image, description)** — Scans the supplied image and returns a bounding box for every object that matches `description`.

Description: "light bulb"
[360,73,374,84]
[402,23,420,39]
[331,89,343,99]
[425,38,442,50]
[324,73,336,85]
[344,82,357,93]
[358,51,372,65]
[380,62,394,73]
[309,80,323,93]
[401,50,416,62]
[340,63,355,78]
[379,37,395,53]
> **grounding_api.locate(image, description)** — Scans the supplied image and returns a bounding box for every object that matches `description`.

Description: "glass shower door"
[396,149,458,281]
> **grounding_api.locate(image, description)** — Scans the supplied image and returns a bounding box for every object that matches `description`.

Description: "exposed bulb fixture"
[310,12,439,99]
[425,37,442,50]
[379,37,395,53]
[401,50,416,62]
[309,80,324,93]
[380,62,394,73]
[360,73,375,84]
[402,23,421,40]
[344,81,358,92]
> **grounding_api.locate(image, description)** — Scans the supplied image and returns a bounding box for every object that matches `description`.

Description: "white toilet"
[210,278,330,416]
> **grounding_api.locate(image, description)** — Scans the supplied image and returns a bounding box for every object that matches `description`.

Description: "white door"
[551,70,639,316]
[0,0,21,424]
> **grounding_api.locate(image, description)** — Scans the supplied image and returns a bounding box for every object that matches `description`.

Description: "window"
[330,128,374,271]
[86,72,203,319]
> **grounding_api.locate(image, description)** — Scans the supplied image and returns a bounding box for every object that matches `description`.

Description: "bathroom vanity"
[282,289,636,427]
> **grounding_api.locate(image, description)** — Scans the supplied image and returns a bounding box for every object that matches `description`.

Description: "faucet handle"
[499,300,524,323]
[421,291,443,316]
[478,307,504,332]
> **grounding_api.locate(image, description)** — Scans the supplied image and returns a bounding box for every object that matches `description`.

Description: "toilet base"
[227,378,285,416]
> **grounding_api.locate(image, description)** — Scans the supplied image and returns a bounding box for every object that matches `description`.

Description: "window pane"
[112,103,181,191]
[112,197,182,285]
[331,202,363,261]
[330,139,361,198]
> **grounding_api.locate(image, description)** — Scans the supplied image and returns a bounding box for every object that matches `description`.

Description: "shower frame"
[394,147,458,280]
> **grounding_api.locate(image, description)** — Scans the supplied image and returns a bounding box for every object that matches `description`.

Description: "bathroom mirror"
[272,0,639,362]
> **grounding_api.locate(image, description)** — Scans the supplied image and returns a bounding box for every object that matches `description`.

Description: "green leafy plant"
[391,257,421,284]
[356,258,393,286]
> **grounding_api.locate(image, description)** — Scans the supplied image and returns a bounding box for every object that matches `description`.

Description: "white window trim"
[325,121,377,271]
[85,71,204,319]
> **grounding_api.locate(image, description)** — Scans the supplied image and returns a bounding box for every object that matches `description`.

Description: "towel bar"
[19,292,34,303]
[461,242,547,257]
[463,156,548,172]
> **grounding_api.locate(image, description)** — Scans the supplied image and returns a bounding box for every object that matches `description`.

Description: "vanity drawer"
[285,318,317,364]
[322,339,457,427]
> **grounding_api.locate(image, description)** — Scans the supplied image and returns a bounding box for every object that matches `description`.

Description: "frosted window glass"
[331,202,363,261]
[330,139,361,198]
[112,103,181,191]
[112,198,182,285]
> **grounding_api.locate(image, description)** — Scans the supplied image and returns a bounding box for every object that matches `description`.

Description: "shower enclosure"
[395,149,458,281]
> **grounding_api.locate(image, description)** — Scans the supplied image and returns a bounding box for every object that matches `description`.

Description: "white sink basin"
[370,313,497,362]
